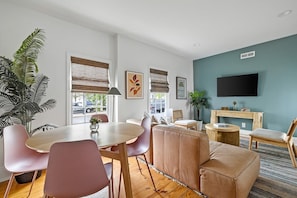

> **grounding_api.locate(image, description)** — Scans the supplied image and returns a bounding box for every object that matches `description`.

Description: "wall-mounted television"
[217,73,258,97]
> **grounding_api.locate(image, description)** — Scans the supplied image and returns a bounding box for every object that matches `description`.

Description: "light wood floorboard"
[0,157,202,198]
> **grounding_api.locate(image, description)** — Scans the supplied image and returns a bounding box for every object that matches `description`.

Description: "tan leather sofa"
[153,125,260,198]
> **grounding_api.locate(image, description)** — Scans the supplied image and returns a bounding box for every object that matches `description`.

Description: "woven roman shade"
[71,56,109,93]
[150,68,169,93]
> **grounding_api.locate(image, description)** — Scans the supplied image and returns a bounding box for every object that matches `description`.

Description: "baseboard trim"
[0,166,9,182]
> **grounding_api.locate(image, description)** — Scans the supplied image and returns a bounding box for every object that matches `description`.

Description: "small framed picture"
[176,77,187,99]
[125,71,144,99]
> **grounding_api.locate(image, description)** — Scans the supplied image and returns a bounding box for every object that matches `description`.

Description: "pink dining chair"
[44,139,113,198]
[3,124,49,198]
[91,113,109,122]
[112,116,157,197]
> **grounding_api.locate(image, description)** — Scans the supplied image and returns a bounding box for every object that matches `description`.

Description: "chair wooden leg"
[27,170,38,197]
[111,159,114,198]
[143,154,157,191]
[293,143,297,158]
[117,167,122,198]
[287,144,297,168]
[4,173,15,198]
[248,136,253,150]
[135,156,143,175]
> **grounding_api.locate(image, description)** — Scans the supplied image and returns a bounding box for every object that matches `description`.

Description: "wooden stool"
[205,123,240,146]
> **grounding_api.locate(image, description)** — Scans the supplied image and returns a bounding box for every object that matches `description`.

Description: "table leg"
[118,143,133,198]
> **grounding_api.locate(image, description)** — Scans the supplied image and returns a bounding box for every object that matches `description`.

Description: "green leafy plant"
[0,29,56,136]
[189,90,209,121]
[90,117,101,125]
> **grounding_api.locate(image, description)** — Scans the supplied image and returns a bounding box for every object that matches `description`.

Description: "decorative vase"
[90,123,99,132]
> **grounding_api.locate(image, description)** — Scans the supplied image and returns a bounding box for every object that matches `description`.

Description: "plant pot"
[15,170,42,184]
[197,120,203,131]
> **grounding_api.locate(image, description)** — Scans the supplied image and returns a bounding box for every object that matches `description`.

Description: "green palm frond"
[12,28,45,86]
[39,99,56,112]
[0,92,19,109]
[30,74,49,104]
[0,29,55,137]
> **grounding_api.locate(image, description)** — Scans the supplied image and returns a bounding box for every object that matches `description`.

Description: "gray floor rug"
[240,137,297,198]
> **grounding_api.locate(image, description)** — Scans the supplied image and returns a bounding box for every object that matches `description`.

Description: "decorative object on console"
[232,101,237,110]
[125,71,143,99]
[176,77,187,99]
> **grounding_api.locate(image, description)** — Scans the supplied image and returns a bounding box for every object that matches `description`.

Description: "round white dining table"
[26,122,144,198]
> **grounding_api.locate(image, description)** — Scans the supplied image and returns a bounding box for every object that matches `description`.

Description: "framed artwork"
[125,71,144,99]
[176,77,187,99]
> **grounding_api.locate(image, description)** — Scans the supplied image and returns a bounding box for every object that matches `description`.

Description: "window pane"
[72,92,107,124]
[150,93,166,114]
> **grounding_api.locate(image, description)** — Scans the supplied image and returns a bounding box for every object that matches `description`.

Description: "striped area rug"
[240,137,297,198]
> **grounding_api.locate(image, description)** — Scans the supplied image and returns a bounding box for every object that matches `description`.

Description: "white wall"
[0,1,193,181]
[116,36,194,121]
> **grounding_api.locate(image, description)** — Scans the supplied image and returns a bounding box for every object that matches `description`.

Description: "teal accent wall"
[193,34,297,136]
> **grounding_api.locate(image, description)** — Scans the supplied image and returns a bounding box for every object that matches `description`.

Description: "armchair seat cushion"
[174,120,197,125]
[251,128,286,142]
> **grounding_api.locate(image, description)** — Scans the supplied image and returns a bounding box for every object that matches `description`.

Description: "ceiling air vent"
[240,51,255,59]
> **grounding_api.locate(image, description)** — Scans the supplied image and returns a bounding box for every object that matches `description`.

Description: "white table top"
[26,122,144,153]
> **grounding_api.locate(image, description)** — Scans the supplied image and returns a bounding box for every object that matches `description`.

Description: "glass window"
[72,92,107,124]
[150,93,166,114]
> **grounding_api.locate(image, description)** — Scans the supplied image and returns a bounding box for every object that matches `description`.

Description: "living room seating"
[249,118,297,168]
[44,140,113,198]
[113,117,157,197]
[3,125,49,198]
[153,125,260,198]
[173,109,198,130]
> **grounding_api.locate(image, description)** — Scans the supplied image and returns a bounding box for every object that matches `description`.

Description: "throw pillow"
[159,117,168,125]
[151,115,159,124]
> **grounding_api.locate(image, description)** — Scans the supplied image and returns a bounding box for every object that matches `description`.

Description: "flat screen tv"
[217,73,258,97]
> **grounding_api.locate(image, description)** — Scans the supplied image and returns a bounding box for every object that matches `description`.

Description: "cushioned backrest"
[173,110,183,122]
[153,125,210,190]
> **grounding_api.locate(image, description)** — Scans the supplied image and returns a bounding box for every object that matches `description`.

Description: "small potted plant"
[90,117,101,132]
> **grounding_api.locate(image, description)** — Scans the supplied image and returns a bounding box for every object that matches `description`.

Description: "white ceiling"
[11,0,297,59]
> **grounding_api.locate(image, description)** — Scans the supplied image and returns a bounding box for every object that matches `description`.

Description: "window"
[149,68,169,114]
[70,56,109,124]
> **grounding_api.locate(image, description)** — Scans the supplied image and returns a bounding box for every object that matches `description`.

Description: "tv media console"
[210,110,263,130]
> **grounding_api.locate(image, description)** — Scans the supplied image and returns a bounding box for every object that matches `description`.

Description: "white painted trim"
[0,166,9,182]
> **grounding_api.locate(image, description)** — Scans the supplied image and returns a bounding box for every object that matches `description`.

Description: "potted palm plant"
[189,90,210,129]
[0,29,56,183]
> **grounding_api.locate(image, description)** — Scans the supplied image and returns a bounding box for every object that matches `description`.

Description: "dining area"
[2,118,146,198]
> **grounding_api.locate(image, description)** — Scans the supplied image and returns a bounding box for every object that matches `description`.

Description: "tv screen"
[217,73,258,97]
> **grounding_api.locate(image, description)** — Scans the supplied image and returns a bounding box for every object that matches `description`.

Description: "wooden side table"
[205,123,240,146]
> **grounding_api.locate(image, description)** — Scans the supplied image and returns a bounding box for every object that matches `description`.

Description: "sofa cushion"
[200,141,260,198]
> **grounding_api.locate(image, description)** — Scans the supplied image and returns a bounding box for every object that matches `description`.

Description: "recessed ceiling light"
[278,10,292,17]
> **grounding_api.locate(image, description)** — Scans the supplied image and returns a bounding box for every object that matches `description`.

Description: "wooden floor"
[0,157,202,198]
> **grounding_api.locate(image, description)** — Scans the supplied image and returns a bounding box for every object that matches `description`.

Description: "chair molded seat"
[44,140,113,198]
